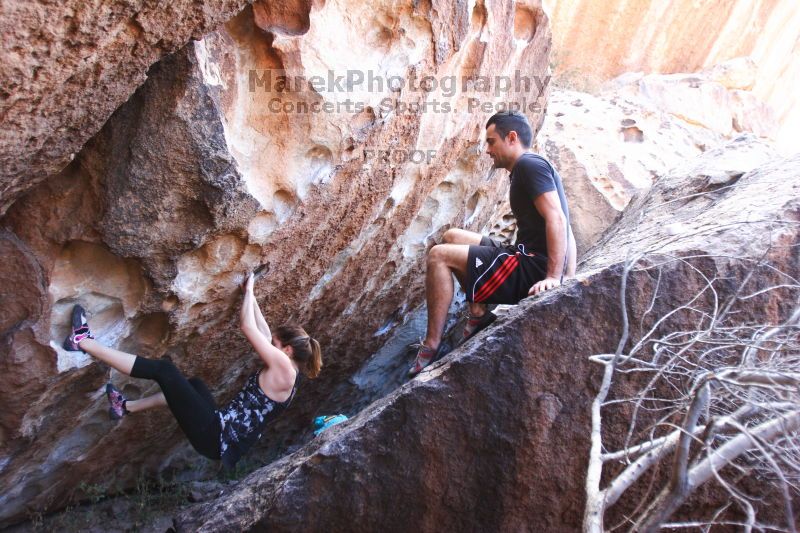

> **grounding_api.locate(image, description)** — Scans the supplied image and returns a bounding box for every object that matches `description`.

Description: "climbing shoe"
[461,311,496,344]
[106,383,129,420]
[407,341,447,377]
[62,304,94,352]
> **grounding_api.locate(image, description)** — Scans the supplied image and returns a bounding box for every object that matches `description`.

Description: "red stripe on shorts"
[474,255,519,302]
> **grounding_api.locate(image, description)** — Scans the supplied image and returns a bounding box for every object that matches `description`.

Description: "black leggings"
[130,357,221,459]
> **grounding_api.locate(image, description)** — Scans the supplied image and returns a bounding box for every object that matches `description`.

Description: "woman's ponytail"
[274,325,323,379]
[307,337,322,379]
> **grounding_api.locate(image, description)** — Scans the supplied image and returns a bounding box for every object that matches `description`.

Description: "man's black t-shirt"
[508,153,570,254]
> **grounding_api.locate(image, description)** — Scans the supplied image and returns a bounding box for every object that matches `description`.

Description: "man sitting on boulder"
[408,110,576,376]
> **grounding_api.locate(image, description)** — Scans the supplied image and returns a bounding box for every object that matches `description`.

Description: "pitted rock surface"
[0,0,254,215]
[533,87,730,255]
[174,136,799,531]
[0,0,551,526]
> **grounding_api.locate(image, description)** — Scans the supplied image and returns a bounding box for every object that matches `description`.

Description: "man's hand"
[528,276,561,296]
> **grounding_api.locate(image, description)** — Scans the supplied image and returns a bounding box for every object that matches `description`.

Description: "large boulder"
[174,135,799,531]
[0,0,552,526]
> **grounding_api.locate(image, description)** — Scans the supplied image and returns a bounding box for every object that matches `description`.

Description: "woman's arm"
[251,295,272,342]
[240,271,272,341]
[239,273,258,331]
[239,274,294,385]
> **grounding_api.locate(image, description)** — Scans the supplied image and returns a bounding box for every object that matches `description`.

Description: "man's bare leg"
[424,243,470,350]
[126,393,166,413]
[79,338,136,376]
[442,228,488,318]
[442,228,482,246]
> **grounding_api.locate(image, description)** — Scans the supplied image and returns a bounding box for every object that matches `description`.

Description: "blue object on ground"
[313,414,348,436]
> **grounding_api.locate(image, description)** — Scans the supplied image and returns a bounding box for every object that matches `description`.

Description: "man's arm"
[529,190,568,296]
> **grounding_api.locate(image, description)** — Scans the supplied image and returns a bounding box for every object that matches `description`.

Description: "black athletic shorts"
[466,237,548,304]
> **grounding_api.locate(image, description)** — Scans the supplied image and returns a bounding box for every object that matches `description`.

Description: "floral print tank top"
[217,371,297,469]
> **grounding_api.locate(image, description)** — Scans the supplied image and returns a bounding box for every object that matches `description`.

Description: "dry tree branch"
[634,410,800,532]
[584,249,800,533]
[584,254,640,533]
[727,419,797,529]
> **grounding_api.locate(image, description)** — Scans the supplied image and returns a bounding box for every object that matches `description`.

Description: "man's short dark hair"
[486,111,532,148]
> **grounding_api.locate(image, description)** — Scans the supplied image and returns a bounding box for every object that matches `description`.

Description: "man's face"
[485,124,514,169]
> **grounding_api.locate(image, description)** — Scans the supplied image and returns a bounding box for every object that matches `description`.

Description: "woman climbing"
[62,272,322,469]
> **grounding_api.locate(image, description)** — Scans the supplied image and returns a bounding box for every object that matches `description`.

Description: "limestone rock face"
[608,67,778,140]
[175,136,799,531]
[543,0,800,154]
[0,0,552,526]
[532,61,781,257]
[704,56,758,91]
[0,0,253,215]
[534,88,730,255]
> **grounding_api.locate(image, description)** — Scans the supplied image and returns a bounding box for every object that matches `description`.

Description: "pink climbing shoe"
[106,383,129,420]
[62,304,94,352]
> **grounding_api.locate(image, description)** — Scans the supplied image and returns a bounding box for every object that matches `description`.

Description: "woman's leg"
[125,392,167,413]
[80,339,214,429]
[79,338,136,375]
[122,378,211,420]
[78,338,173,414]
[129,358,220,458]
[65,306,219,457]
[188,377,218,410]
